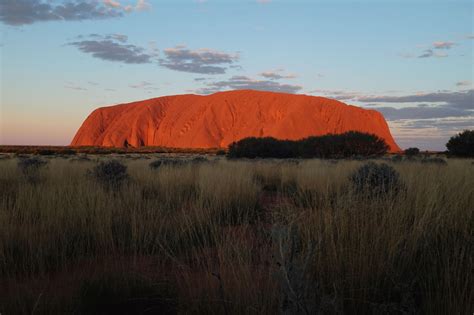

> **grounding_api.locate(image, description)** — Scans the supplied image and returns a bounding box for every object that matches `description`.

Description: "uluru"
[71,90,400,152]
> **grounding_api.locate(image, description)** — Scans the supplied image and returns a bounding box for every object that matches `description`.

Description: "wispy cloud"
[195,75,302,94]
[310,88,473,120]
[0,0,124,26]
[259,69,297,80]
[129,81,158,91]
[432,41,455,49]
[401,40,457,59]
[418,49,448,58]
[356,89,473,110]
[69,34,157,64]
[159,46,239,74]
[388,116,474,150]
[64,82,87,91]
[456,80,472,87]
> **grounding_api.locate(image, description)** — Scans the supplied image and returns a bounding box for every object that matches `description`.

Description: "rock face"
[71,90,400,152]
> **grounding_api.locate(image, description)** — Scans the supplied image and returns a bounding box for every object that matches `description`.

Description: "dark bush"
[191,156,208,164]
[228,131,389,159]
[60,149,77,155]
[350,162,402,196]
[446,130,474,157]
[404,147,420,157]
[17,157,48,183]
[88,160,129,190]
[35,149,55,156]
[216,149,226,156]
[78,273,177,315]
[228,137,296,158]
[149,160,162,170]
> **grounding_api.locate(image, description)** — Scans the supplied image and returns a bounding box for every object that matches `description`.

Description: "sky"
[0,0,473,150]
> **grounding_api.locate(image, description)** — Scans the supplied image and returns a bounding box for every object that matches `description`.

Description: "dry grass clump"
[0,156,472,314]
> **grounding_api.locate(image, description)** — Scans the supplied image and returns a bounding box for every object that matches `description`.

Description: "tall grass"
[0,155,472,314]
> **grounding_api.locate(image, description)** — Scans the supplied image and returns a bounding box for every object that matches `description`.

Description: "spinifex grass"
[0,155,472,314]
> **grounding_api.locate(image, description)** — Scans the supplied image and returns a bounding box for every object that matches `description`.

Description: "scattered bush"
[228,131,389,159]
[350,162,402,196]
[17,157,48,183]
[216,149,226,156]
[404,147,420,157]
[446,130,474,157]
[88,160,129,190]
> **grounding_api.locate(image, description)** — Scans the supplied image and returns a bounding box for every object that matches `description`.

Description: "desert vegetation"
[446,130,474,157]
[0,153,472,314]
[228,132,389,159]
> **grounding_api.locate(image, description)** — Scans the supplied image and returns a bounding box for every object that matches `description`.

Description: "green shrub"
[446,130,474,157]
[350,162,402,196]
[88,160,129,190]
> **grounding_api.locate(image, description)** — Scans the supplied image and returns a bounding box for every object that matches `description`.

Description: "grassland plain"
[0,154,472,314]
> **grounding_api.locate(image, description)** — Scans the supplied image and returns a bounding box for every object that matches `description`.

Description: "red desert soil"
[71,89,401,152]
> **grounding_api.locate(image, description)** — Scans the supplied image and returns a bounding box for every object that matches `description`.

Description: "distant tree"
[404,147,420,157]
[228,137,296,158]
[446,130,474,157]
[228,131,389,159]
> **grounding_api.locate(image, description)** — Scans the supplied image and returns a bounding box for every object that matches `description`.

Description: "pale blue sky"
[1,0,473,150]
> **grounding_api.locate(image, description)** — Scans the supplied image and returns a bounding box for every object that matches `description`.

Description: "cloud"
[260,70,297,80]
[195,75,302,94]
[69,34,157,64]
[103,0,121,9]
[373,106,469,120]
[64,82,87,91]
[135,0,151,11]
[418,49,448,58]
[401,40,456,59]
[309,88,473,120]
[307,89,361,101]
[388,116,474,150]
[129,81,158,90]
[456,80,472,87]
[356,89,473,110]
[159,46,239,74]
[0,0,124,26]
[432,41,455,49]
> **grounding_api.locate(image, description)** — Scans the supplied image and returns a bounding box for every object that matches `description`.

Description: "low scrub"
[88,160,129,190]
[228,131,389,159]
[350,162,402,196]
